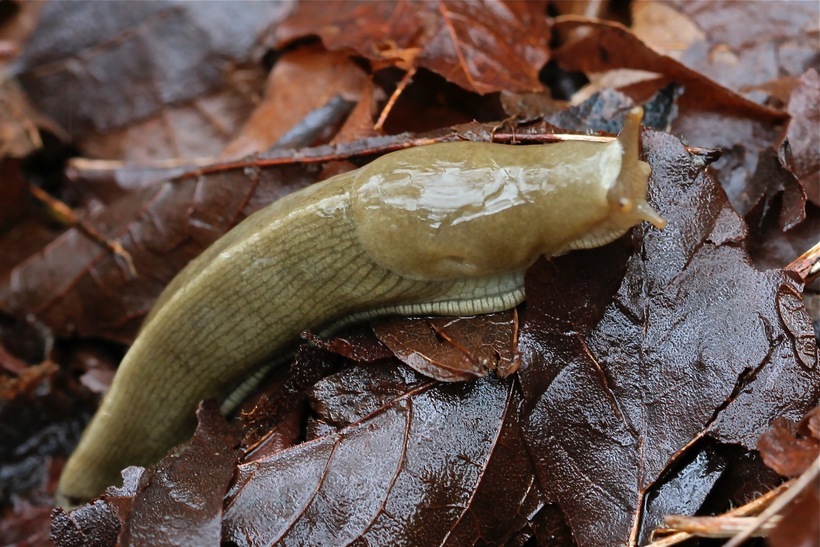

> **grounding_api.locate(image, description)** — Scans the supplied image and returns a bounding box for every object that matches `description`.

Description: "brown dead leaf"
[15,1,291,161]
[222,45,373,158]
[120,400,240,546]
[553,17,787,121]
[0,500,52,547]
[743,146,807,232]
[663,0,819,92]
[518,128,819,545]
[758,408,820,479]
[274,0,550,95]
[52,401,240,546]
[767,483,820,547]
[631,1,705,58]
[224,368,542,546]
[50,466,142,546]
[240,343,342,451]
[373,311,519,381]
[784,68,820,206]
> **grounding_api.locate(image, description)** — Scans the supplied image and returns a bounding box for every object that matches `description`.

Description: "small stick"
[28,185,136,277]
[723,454,820,547]
[786,241,820,284]
[374,67,416,132]
[646,481,791,546]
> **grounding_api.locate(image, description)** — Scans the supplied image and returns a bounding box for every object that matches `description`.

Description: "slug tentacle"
[608,107,666,230]
[57,107,666,505]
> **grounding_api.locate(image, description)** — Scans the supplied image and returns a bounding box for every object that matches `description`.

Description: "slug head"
[607,107,666,230]
[561,107,666,252]
[352,107,666,279]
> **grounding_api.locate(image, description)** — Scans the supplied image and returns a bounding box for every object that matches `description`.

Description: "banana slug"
[56,107,665,505]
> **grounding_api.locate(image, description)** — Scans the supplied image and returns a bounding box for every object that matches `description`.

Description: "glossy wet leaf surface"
[0,2,817,546]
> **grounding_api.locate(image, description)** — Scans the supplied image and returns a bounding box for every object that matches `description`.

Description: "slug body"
[57,108,665,504]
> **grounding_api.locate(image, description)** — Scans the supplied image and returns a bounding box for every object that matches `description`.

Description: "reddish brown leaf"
[240,343,342,450]
[0,502,52,547]
[224,367,542,546]
[553,18,787,122]
[50,467,142,547]
[373,311,519,381]
[784,68,820,207]
[275,0,550,95]
[758,408,820,478]
[767,483,820,547]
[517,128,819,545]
[306,325,395,364]
[222,45,373,159]
[120,400,240,546]
[16,1,290,160]
[743,147,807,232]
[51,500,122,547]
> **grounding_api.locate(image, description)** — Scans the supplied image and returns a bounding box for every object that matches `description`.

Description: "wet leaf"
[223,369,542,546]
[635,1,818,93]
[50,467,142,547]
[767,482,820,547]
[784,68,820,206]
[222,45,373,158]
[275,0,550,95]
[758,407,820,478]
[16,1,290,160]
[120,400,240,546]
[743,147,807,232]
[374,311,520,381]
[517,129,819,545]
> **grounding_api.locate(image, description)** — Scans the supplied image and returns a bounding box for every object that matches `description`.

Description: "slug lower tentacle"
[57,107,665,505]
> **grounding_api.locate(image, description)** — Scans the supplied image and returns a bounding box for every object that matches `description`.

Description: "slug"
[56,107,665,505]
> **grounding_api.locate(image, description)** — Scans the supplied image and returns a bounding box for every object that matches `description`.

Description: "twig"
[646,481,791,546]
[374,67,416,132]
[723,453,820,547]
[786,241,820,285]
[28,185,137,278]
[664,515,781,538]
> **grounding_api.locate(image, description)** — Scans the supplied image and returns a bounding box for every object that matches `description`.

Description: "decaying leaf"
[517,129,818,545]
[16,1,290,160]
[758,407,820,479]
[0,2,817,546]
[274,0,550,96]
[373,311,519,381]
[223,368,542,546]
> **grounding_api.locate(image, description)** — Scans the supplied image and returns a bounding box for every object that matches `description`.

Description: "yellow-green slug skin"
[56,107,665,505]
